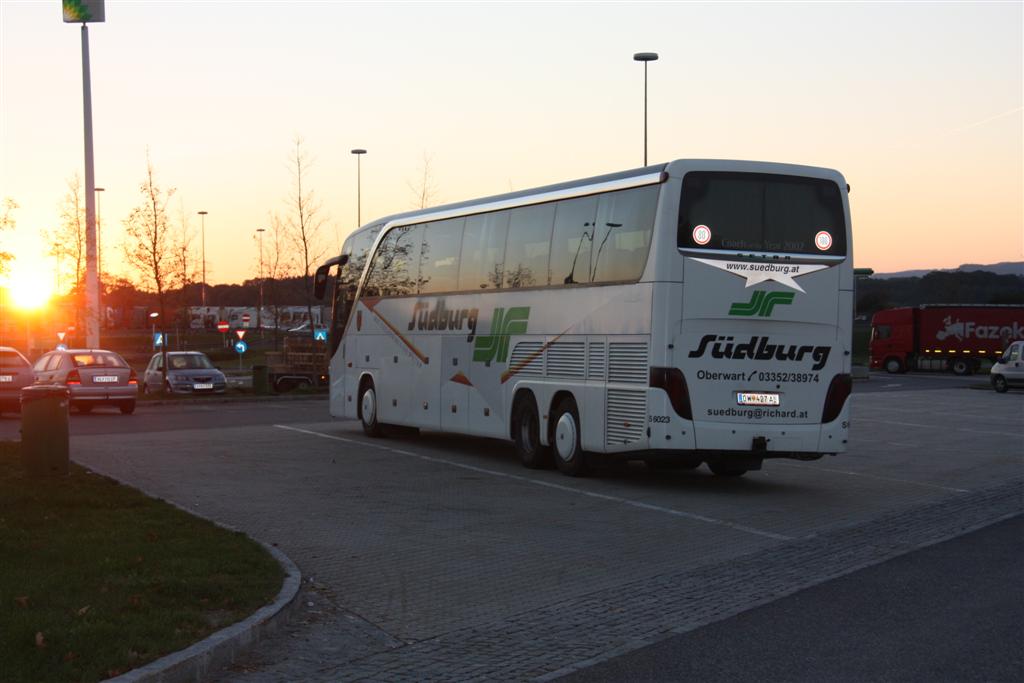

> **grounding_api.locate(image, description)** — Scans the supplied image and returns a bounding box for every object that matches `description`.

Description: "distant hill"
[873,261,1024,279]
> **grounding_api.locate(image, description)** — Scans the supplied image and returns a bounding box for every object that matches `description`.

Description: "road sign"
[313,328,328,342]
[234,340,248,354]
[235,329,246,340]
[56,343,67,351]
[217,321,229,333]
[242,313,251,326]
[57,331,66,341]
[153,332,164,348]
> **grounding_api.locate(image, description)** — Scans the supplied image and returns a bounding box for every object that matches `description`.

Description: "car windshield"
[72,352,127,368]
[169,354,215,370]
[0,350,29,369]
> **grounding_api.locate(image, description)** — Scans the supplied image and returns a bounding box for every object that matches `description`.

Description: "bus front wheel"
[552,395,588,477]
[512,393,551,469]
[359,380,384,437]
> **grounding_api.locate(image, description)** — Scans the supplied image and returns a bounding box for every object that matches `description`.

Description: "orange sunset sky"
[1,1,1021,295]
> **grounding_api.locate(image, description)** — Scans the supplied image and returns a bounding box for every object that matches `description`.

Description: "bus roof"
[352,162,669,234]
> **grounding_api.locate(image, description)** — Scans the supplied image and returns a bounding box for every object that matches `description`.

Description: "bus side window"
[419,218,465,294]
[591,185,658,283]
[459,211,509,290]
[504,203,554,289]
[550,196,598,285]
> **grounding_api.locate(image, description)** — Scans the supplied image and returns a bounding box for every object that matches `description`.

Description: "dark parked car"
[33,348,137,414]
[0,346,34,415]
[143,352,227,395]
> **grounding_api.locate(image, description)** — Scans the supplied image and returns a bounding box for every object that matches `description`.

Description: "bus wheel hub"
[555,413,577,461]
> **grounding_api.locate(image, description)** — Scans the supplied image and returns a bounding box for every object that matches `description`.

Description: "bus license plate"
[94,376,118,383]
[736,392,780,406]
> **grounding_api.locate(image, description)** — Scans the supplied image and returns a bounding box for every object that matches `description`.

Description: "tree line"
[857,270,1024,316]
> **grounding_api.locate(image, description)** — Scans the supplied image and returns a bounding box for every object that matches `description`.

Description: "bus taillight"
[649,367,693,420]
[822,374,852,423]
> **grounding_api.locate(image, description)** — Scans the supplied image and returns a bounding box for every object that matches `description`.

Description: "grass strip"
[0,441,283,682]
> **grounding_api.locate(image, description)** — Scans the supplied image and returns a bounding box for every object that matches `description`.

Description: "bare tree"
[0,197,15,277]
[407,152,440,209]
[122,153,175,389]
[46,174,87,292]
[171,199,197,327]
[263,212,295,349]
[284,136,327,332]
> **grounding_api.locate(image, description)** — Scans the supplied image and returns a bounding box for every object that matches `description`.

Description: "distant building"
[187,305,328,331]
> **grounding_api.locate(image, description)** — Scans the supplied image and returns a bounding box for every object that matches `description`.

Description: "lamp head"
[633,52,659,62]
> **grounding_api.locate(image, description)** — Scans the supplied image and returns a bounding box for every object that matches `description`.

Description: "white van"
[990,341,1024,393]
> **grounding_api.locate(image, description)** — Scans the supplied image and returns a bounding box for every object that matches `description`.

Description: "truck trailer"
[869,305,1024,375]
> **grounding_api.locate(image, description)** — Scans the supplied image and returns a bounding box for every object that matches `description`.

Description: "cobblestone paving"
[67,388,1022,681]
[317,481,1023,682]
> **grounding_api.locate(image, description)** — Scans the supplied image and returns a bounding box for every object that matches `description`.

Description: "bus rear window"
[678,172,846,256]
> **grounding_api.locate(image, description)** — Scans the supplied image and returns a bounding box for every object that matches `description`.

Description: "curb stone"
[103,541,301,683]
[86,478,303,683]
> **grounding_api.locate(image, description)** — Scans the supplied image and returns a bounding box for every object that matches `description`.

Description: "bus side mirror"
[313,266,330,300]
[313,254,349,300]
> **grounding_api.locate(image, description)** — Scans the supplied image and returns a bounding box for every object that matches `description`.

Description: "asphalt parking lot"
[30,377,1024,680]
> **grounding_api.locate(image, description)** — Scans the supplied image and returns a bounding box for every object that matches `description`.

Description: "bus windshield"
[678,171,846,256]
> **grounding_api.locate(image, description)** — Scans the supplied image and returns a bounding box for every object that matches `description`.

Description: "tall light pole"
[94,186,104,329]
[255,228,265,331]
[198,210,208,307]
[633,52,659,166]
[64,1,106,348]
[351,148,367,227]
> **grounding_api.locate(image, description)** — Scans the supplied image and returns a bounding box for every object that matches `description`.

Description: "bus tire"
[950,358,972,376]
[511,393,551,469]
[884,357,904,374]
[992,375,1009,393]
[708,461,747,477]
[551,395,588,477]
[359,379,384,437]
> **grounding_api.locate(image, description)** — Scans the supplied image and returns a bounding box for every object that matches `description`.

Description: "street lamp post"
[63,2,107,348]
[255,228,265,331]
[351,149,367,226]
[198,210,208,308]
[95,186,104,328]
[633,52,659,166]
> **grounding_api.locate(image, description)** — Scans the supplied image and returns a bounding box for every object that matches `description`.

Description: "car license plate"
[0,375,12,383]
[94,376,118,383]
[736,392,780,406]
[193,383,213,390]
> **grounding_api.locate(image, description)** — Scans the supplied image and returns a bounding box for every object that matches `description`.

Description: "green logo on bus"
[473,307,529,363]
[728,291,795,317]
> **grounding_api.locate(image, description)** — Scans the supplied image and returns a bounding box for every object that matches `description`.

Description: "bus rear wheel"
[359,380,384,437]
[552,395,588,477]
[512,393,551,469]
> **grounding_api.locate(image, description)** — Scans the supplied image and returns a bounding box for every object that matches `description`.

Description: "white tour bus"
[314,159,853,476]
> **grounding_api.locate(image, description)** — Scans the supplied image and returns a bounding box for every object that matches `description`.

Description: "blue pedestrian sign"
[234,340,248,354]
[153,332,164,348]
[56,343,68,351]
[313,328,328,342]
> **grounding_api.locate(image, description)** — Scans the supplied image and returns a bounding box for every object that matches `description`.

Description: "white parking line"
[859,417,1022,438]
[772,461,970,493]
[274,424,794,541]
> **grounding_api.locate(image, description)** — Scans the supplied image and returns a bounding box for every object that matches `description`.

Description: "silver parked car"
[32,348,138,414]
[0,346,34,415]
[143,351,227,395]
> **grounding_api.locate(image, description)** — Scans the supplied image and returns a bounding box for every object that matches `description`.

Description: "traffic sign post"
[234,338,248,370]
[217,320,229,348]
[242,313,251,328]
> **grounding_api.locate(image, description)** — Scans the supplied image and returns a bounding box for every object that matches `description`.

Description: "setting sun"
[3,263,53,310]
